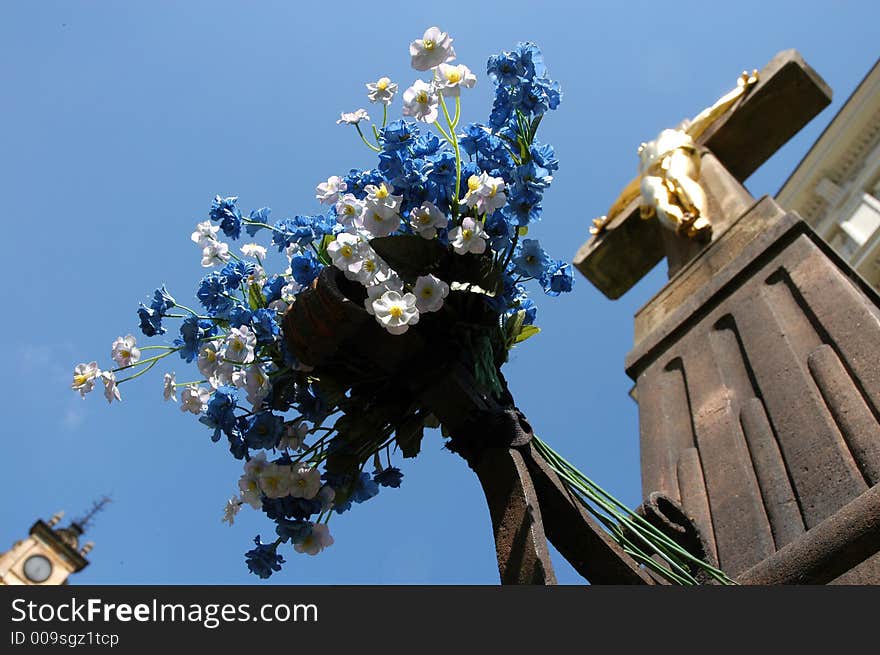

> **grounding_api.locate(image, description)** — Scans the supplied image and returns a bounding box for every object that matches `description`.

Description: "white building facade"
[777,60,880,289]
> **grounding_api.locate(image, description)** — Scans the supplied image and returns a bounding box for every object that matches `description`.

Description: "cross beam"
[574,50,832,299]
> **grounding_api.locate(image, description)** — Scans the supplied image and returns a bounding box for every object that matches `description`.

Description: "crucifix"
[575,50,880,583]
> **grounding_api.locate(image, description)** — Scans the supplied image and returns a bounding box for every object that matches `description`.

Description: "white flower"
[364,182,401,212]
[316,175,347,205]
[280,281,302,303]
[402,79,439,124]
[448,217,488,255]
[357,202,401,238]
[238,472,263,509]
[259,464,291,499]
[180,384,210,414]
[327,232,364,273]
[243,365,272,407]
[101,370,121,404]
[334,194,364,227]
[363,274,404,313]
[198,342,221,380]
[371,290,420,335]
[413,274,449,313]
[294,523,334,556]
[409,26,455,71]
[240,243,267,260]
[222,496,242,526]
[409,201,448,238]
[163,372,177,402]
[436,63,476,97]
[463,172,507,215]
[278,420,309,451]
[191,220,219,247]
[245,452,268,476]
[336,108,370,125]
[111,334,140,367]
[243,264,267,288]
[317,485,336,512]
[289,466,322,499]
[268,299,289,313]
[201,240,230,267]
[72,361,101,398]
[366,76,398,105]
[353,249,391,286]
[222,326,256,365]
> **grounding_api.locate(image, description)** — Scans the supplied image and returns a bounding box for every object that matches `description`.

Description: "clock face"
[23,554,53,583]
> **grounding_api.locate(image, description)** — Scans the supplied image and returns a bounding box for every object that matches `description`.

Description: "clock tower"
[0,498,109,586]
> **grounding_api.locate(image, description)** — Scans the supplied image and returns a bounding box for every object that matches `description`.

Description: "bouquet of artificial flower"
[72,27,730,585]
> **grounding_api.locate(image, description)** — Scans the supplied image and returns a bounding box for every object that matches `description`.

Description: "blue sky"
[1,1,875,584]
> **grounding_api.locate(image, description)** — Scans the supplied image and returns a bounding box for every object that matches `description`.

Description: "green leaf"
[369,235,447,278]
[514,325,541,344]
[395,415,425,459]
[316,234,334,266]
[247,282,266,310]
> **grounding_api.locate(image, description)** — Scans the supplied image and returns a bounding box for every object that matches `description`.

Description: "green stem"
[355,124,381,152]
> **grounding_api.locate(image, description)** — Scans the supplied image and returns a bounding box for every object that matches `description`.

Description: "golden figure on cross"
[591,70,759,239]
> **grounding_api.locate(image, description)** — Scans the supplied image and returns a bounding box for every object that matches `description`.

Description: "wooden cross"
[574,50,832,300]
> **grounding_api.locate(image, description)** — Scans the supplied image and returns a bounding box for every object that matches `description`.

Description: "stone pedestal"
[627,196,880,582]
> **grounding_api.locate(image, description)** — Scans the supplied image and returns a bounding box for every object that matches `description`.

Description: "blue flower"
[529,142,559,172]
[412,132,441,157]
[290,251,322,287]
[136,286,175,337]
[351,471,380,503]
[374,467,404,488]
[514,42,547,80]
[220,261,255,289]
[210,195,242,240]
[199,385,238,442]
[487,51,523,86]
[512,162,553,192]
[262,275,285,304]
[244,536,284,579]
[380,119,418,151]
[245,207,271,237]
[137,305,164,337]
[342,168,384,198]
[262,496,321,521]
[227,305,253,328]
[542,260,575,296]
[244,412,284,449]
[513,239,553,279]
[174,316,215,363]
[294,382,328,423]
[271,215,316,251]
[149,286,176,313]
[196,272,235,317]
[275,519,312,544]
[252,308,280,344]
[503,189,543,226]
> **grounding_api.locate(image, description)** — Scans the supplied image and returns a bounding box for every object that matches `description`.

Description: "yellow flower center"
[468,175,481,192]
[418,213,431,224]
[447,70,462,83]
[120,349,130,359]
[526,255,535,264]
[390,306,403,319]
[423,39,435,50]
[416,91,429,104]
[421,288,433,298]
[73,374,88,386]
[296,479,307,488]
[377,77,390,91]
[372,212,384,223]
[488,184,498,198]
[376,184,389,198]
[364,260,376,272]
[340,245,353,258]
[463,228,473,240]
